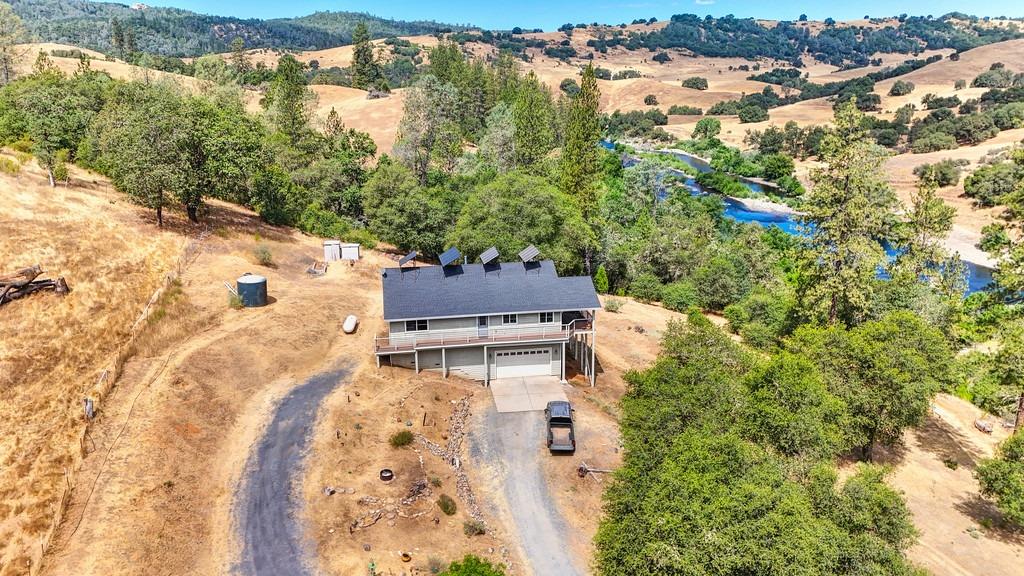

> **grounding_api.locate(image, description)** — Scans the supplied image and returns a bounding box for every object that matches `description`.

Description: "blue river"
[602,141,994,293]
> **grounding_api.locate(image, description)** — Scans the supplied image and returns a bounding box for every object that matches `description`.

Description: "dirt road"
[468,407,587,576]
[236,367,350,576]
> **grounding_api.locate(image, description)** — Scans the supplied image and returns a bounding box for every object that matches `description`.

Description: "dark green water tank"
[236,273,267,307]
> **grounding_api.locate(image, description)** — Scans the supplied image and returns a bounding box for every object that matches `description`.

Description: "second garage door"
[494,348,552,378]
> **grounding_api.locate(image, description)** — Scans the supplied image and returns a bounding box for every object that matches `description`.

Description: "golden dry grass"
[0,153,181,575]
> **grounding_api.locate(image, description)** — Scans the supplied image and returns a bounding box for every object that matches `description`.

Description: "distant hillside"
[7,0,465,56]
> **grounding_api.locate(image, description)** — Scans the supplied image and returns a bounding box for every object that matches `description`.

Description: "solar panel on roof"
[398,250,417,266]
[439,247,462,267]
[479,246,499,265]
[518,244,540,262]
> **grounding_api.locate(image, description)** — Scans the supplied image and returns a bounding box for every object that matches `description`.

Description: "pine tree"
[511,72,555,168]
[798,100,898,325]
[350,22,382,90]
[230,37,250,74]
[263,55,315,143]
[559,64,601,208]
[111,18,125,59]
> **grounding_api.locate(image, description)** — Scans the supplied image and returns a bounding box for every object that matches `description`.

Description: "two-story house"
[374,247,600,386]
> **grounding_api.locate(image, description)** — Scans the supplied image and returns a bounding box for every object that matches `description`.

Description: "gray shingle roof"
[381,260,600,321]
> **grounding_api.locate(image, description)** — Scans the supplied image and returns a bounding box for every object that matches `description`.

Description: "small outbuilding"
[340,243,361,261]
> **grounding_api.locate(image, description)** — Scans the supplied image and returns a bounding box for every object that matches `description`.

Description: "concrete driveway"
[489,376,567,412]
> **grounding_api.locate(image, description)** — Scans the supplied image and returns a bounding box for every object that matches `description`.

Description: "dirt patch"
[873,394,1024,576]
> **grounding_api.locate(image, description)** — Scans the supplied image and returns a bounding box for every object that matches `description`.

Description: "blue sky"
[147,1,1022,31]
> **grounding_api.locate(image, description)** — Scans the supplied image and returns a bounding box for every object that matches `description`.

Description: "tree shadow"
[954,493,1024,545]
[910,412,987,471]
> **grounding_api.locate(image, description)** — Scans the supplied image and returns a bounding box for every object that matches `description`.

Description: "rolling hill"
[7,0,464,56]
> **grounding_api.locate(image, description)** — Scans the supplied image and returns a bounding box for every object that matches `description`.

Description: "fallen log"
[0,274,70,307]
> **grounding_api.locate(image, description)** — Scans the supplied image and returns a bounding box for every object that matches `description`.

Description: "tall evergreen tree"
[263,54,315,143]
[350,22,382,90]
[559,64,601,210]
[511,72,555,168]
[798,101,897,325]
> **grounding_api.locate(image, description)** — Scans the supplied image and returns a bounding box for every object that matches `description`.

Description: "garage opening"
[494,348,552,378]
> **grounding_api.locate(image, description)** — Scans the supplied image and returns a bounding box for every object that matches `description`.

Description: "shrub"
[910,132,957,153]
[253,244,274,267]
[913,159,966,187]
[973,67,1015,88]
[922,93,962,109]
[437,494,457,515]
[964,162,1022,206]
[463,520,487,536]
[0,157,19,174]
[661,281,698,312]
[980,223,1011,252]
[668,104,702,115]
[439,555,505,575]
[593,67,612,80]
[604,298,624,313]
[888,80,915,96]
[628,273,663,303]
[228,293,243,309]
[559,78,580,96]
[643,94,658,105]
[389,430,414,448]
[955,79,967,90]
[737,105,769,123]
[612,69,641,80]
[681,76,709,90]
[593,265,609,293]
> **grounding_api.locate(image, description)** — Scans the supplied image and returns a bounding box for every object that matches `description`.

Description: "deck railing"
[374,318,593,354]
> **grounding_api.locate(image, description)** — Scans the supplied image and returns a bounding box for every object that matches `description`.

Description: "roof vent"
[518,244,540,262]
[479,246,499,265]
[439,247,462,267]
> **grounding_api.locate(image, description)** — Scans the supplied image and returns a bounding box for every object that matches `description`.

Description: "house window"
[405,319,428,331]
[502,314,518,324]
[539,312,554,323]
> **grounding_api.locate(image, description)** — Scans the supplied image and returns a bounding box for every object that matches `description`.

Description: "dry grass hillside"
[0,151,183,574]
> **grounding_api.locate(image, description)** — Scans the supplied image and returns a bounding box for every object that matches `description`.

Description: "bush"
[668,104,702,115]
[964,162,1022,206]
[955,79,967,90]
[661,282,698,312]
[604,298,624,313]
[737,105,768,123]
[910,132,957,153]
[681,76,708,90]
[463,520,486,536]
[913,159,966,187]
[439,555,505,576]
[228,293,243,309]
[628,273,663,302]
[593,265,609,293]
[922,93,962,110]
[888,80,915,96]
[389,430,414,448]
[612,69,641,80]
[0,157,19,174]
[643,94,658,105]
[973,68,1015,88]
[437,494,457,515]
[253,244,274,267]
[559,78,580,96]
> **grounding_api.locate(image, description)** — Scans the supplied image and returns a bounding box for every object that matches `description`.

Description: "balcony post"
[561,341,566,384]
[414,350,419,374]
[442,347,447,378]
[590,312,597,387]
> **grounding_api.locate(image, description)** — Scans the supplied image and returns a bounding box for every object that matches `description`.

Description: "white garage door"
[494,348,551,378]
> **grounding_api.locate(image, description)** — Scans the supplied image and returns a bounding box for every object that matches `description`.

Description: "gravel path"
[469,407,586,576]
[235,368,348,576]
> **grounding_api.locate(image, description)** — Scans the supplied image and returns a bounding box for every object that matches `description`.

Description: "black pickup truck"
[545,401,576,453]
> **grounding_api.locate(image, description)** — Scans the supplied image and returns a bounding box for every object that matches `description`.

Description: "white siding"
[429,317,476,331]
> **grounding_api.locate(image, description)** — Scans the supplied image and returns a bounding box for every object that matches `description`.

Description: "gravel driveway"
[235,368,349,576]
[468,406,587,576]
